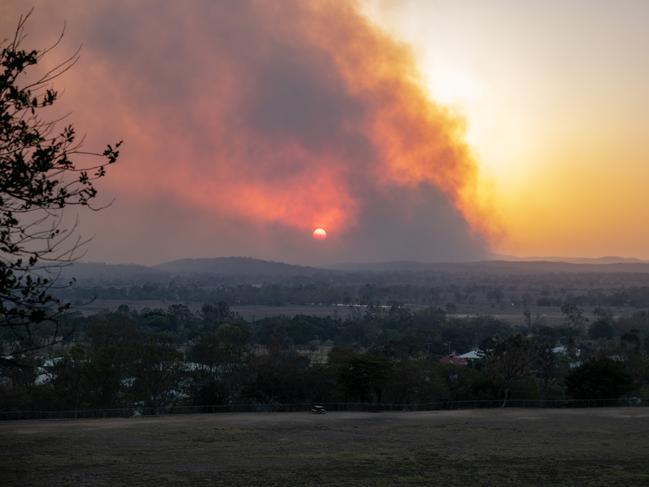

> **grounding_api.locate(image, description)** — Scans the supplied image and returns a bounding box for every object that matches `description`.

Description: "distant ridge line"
[65,256,649,278]
[154,256,323,275]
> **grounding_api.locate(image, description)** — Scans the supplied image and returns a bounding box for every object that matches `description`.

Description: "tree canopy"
[0,12,120,363]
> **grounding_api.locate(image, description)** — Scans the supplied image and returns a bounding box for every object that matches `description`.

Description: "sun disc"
[312,228,327,240]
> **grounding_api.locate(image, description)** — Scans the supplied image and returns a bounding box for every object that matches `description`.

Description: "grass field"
[2,408,649,486]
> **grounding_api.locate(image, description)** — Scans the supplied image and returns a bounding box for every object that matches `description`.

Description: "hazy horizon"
[76,253,649,268]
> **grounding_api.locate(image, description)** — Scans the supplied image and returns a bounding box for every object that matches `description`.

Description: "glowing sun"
[312,228,327,240]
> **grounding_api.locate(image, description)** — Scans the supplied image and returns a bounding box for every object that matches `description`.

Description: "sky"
[366,0,649,260]
[2,1,648,264]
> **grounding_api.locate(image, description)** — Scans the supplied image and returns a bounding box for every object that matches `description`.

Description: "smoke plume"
[1,1,495,264]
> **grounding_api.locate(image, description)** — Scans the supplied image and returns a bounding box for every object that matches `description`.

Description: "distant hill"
[472,260,649,274]
[57,257,649,287]
[327,261,449,272]
[491,254,647,265]
[328,260,649,274]
[155,257,324,276]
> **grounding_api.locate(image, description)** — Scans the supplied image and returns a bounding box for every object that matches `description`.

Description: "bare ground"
[2,408,649,486]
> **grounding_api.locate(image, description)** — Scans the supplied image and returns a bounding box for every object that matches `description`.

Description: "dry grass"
[2,408,649,486]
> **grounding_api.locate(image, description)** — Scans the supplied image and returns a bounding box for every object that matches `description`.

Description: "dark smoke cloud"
[1,1,491,264]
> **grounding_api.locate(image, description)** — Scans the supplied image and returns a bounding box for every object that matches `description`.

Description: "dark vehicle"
[310,405,327,414]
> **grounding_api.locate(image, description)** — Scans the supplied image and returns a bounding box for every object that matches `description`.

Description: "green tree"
[50,345,86,413]
[188,323,251,404]
[244,350,309,403]
[338,353,391,403]
[0,12,120,363]
[384,358,449,404]
[130,334,185,409]
[589,320,616,340]
[483,334,539,405]
[201,301,232,326]
[78,318,142,408]
[561,303,588,332]
[534,344,558,400]
[190,323,250,369]
[565,356,632,400]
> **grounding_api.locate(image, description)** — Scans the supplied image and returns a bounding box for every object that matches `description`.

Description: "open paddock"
[2,408,649,486]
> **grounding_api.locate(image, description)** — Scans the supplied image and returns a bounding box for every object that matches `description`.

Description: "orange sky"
[366,0,649,259]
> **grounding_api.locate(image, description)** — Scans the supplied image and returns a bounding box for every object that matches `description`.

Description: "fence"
[1,397,646,421]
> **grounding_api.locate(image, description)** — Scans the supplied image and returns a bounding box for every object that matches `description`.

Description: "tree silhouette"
[566,356,632,400]
[483,334,538,405]
[0,12,121,365]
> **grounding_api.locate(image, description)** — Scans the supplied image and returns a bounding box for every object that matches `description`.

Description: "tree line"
[2,303,649,412]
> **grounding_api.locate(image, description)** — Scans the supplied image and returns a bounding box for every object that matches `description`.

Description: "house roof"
[458,350,482,360]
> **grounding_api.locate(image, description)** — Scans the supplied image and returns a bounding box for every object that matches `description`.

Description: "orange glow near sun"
[312,228,327,240]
